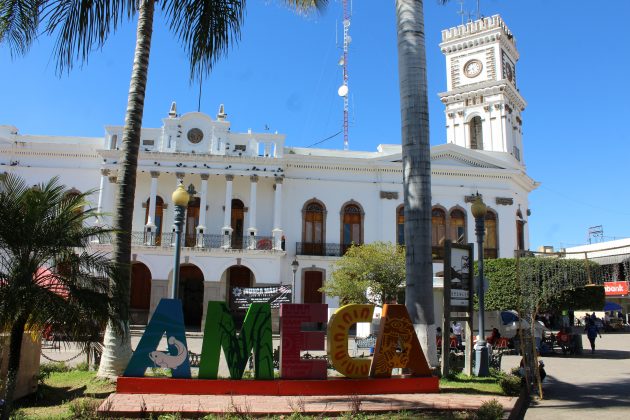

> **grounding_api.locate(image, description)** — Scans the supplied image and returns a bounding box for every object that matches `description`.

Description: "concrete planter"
[0,333,41,400]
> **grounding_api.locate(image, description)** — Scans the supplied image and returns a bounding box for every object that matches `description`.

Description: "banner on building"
[231,285,292,311]
[604,281,629,296]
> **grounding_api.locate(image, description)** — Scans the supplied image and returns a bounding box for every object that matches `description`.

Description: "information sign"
[231,285,292,311]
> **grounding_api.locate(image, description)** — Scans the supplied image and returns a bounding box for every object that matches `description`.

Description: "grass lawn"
[439,372,504,395]
[13,368,115,419]
[10,365,504,419]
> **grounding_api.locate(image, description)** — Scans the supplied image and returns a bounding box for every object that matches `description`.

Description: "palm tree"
[396,0,444,366]
[1,0,327,378]
[0,174,115,419]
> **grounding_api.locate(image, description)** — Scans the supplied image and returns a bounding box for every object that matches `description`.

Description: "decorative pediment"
[431,151,502,169]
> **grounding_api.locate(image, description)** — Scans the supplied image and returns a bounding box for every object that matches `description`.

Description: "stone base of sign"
[98,392,517,417]
[117,376,439,396]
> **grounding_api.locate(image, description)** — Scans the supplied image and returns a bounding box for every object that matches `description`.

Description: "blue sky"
[1,0,629,251]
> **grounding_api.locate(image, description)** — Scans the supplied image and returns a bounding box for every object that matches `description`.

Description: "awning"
[603,301,623,312]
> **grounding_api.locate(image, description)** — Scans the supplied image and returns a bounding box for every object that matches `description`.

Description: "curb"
[507,387,530,420]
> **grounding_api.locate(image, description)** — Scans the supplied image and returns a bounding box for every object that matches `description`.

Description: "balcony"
[98,232,277,252]
[296,242,352,257]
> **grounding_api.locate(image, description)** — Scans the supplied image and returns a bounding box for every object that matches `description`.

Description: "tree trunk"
[98,0,155,379]
[396,0,437,367]
[1,317,27,420]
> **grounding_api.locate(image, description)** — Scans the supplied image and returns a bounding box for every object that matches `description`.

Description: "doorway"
[228,265,253,328]
[179,265,204,329]
[303,271,324,304]
[231,199,245,249]
[130,262,152,324]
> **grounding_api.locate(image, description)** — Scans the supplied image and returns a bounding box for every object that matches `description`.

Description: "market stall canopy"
[603,301,623,312]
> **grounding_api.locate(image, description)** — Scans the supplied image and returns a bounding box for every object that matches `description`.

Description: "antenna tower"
[588,225,604,244]
[337,0,351,151]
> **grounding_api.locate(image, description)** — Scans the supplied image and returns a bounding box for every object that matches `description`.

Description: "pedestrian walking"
[452,321,463,348]
[585,319,602,354]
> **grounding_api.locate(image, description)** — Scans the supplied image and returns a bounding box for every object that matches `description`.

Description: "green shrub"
[476,399,504,420]
[74,362,90,372]
[68,398,100,419]
[38,361,69,383]
[499,374,522,396]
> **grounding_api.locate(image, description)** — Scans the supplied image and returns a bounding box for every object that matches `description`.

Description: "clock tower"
[439,15,526,164]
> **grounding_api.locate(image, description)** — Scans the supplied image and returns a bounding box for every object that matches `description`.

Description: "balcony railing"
[97,231,277,251]
[296,242,349,257]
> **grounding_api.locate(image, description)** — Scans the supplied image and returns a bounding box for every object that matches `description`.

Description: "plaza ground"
[40,331,630,417]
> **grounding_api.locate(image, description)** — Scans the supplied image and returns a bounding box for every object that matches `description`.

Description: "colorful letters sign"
[280,303,328,379]
[199,301,273,380]
[125,301,432,382]
[370,304,432,377]
[327,304,374,378]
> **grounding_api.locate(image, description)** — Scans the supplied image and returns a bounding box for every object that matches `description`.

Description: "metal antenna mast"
[457,0,466,25]
[337,0,351,151]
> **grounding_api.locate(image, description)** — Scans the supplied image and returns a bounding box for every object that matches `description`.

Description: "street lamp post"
[291,259,299,303]
[171,182,190,299]
[471,193,489,377]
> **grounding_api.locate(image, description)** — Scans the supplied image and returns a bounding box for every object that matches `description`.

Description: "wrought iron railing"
[296,242,345,257]
[106,231,277,251]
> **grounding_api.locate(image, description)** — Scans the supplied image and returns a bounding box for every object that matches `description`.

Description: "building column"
[144,171,160,245]
[96,168,110,225]
[222,174,234,248]
[171,172,185,246]
[196,174,209,247]
[247,175,259,249]
[272,176,284,250]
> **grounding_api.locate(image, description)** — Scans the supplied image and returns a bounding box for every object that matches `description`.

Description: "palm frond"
[42,0,136,74]
[0,0,43,56]
[161,0,246,82]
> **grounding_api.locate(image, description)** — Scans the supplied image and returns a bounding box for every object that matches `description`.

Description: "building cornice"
[438,80,526,111]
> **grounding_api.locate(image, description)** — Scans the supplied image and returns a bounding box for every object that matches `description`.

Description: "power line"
[306,130,343,148]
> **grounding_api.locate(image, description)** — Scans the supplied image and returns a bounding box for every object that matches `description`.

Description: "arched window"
[109,134,118,150]
[145,196,164,245]
[469,116,483,150]
[449,209,466,244]
[516,210,525,251]
[396,206,405,246]
[432,207,446,260]
[303,201,325,255]
[341,203,363,253]
[484,210,498,259]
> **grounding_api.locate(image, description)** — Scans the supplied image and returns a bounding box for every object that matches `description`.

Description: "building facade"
[0,15,538,329]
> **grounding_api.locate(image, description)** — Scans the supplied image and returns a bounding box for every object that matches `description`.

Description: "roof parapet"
[441,14,515,46]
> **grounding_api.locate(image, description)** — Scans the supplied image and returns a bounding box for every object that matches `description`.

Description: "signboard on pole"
[231,285,292,311]
[442,240,474,377]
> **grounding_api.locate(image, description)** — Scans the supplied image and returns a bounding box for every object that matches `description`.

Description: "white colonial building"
[0,15,537,329]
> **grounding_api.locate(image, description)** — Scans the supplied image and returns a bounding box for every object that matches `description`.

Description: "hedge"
[475,258,603,313]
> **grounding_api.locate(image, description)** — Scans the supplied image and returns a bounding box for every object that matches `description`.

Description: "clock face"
[187,128,204,144]
[463,59,483,78]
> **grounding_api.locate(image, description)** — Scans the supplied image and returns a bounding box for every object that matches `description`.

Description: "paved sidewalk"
[99,392,517,417]
[501,332,630,419]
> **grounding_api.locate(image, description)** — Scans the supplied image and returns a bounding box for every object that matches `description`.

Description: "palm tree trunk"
[396,0,437,367]
[1,317,27,420]
[98,0,156,379]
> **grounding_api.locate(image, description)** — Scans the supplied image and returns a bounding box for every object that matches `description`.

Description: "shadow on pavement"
[532,374,630,409]
[542,349,630,360]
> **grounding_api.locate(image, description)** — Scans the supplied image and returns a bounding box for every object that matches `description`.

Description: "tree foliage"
[479,257,602,312]
[0,173,116,418]
[323,242,405,306]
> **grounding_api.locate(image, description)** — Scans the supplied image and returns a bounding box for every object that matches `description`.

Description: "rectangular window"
[142,139,155,146]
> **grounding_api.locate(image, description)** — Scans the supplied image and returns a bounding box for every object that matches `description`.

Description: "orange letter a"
[369,304,432,378]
